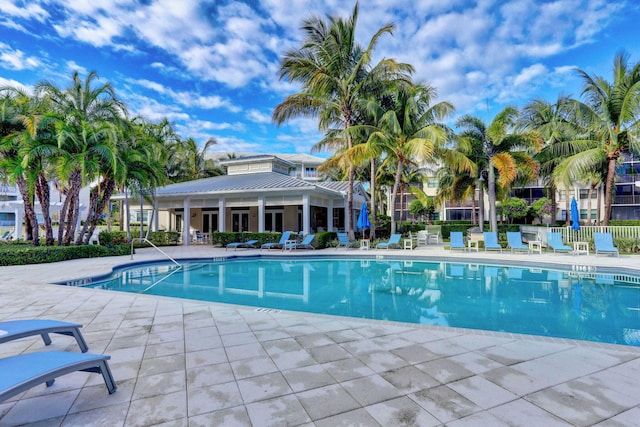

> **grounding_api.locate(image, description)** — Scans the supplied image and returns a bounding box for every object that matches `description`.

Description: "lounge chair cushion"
[261,232,292,250]
[226,240,259,251]
[0,351,116,402]
[0,319,88,352]
[377,234,402,249]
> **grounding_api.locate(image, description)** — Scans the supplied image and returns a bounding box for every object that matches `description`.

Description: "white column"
[183,198,190,246]
[258,196,265,232]
[13,207,22,240]
[218,198,226,232]
[343,194,350,232]
[327,200,334,231]
[153,196,159,231]
[302,193,310,235]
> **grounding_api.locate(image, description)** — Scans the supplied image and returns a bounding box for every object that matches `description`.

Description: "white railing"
[130,238,181,266]
[548,226,640,243]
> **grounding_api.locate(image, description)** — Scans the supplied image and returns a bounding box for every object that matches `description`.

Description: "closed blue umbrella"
[357,202,371,238]
[570,198,581,231]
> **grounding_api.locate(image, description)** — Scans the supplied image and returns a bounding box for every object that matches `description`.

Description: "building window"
[0,212,15,227]
[427,178,438,188]
[579,189,597,199]
[580,209,597,219]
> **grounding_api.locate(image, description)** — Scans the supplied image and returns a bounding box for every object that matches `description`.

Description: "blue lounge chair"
[448,264,465,277]
[506,231,528,253]
[376,233,402,249]
[0,230,11,241]
[0,319,88,352]
[226,239,259,251]
[546,232,572,253]
[483,232,503,252]
[594,232,619,257]
[449,231,466,251]
[284,234,315,250]
[336,232,357,249]
[0,351,116,402]
[261,231,292,250]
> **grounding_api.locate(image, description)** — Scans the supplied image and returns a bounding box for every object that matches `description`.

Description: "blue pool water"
[77,257,640,347]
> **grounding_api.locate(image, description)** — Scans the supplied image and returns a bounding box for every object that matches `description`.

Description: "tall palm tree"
[0,90,45,244]
[559,52,640,225]
[520,96,580,225]
[273,3,410,238]
[36,71,127,245]
[456,107,542,232]
[356,82,454,233]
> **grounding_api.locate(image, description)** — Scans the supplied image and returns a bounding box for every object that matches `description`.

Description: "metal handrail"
[130,238,181,266]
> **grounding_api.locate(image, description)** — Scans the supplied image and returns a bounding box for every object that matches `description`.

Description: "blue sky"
[1,0,639,157]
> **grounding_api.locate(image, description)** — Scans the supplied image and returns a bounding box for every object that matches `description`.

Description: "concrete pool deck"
[1,244,640,426]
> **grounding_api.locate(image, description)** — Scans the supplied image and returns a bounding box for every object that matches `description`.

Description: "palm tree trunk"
[64,171,82,246]
[78,185,99,244]
[139,191,144,239]
[549,183,557,226]
[85,178,116,244]
[125,186,131,241]
[597,184,602,225]
[564,185,570,226]
[478,184,485,230]
[15,175,39,246]
[35,171,54,246]
[487,163,498,232]
[588,184,594,225]
[390,161,403,234]
[603,157,616,226]
[370,159,376,240]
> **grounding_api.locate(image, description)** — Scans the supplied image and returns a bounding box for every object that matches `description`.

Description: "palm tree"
[0,90,45,245]
[559,52,640,225]
[520,96,579,226]
[357,82,454,233]
[456,107,542,232]
[166,136,221,182]
[437,127,491,227]
[273,3,410,238]
[36,71,127,245]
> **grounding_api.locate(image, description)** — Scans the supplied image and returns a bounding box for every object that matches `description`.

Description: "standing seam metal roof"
[155,172,324,195]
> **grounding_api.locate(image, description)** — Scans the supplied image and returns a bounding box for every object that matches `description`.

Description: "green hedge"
[209,231,336,249]
[99,231,181,245]
[0,244,131,266]
[609,220,640,226]
[209,232,280,247]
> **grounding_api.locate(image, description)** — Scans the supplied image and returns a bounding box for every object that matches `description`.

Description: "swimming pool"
[73,257,640,347]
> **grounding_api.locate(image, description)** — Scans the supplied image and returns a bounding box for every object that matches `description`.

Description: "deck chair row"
[450,231,619,256]
[0,319,116,403]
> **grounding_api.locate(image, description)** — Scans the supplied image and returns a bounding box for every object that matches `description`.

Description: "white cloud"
[132,78,240,112]
[0,43,41,70]
[0,76,30,92]
[0,0,49,21]
[65,60,88,76]
[246,109,271,124]
[513,64,548,87]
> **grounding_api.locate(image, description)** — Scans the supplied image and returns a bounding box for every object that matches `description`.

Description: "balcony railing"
[613,195,640,205]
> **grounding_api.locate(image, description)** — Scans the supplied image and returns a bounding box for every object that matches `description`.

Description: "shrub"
[99,230,180,246]
[0,244,130,266]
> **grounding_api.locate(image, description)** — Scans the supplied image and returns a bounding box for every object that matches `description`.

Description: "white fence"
[520,225,640,245]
